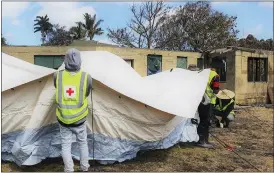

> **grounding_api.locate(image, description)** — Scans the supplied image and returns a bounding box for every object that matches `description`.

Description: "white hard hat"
[216,89,235,100]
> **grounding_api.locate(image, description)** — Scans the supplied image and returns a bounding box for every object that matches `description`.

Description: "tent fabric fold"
[2,53,55,92]
[1,51,209,166]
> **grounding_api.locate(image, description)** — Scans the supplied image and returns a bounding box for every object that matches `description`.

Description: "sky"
[1,1,273,46]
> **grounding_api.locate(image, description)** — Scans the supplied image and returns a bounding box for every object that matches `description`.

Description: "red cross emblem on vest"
[66,88,74,96]
[64,86,76,98]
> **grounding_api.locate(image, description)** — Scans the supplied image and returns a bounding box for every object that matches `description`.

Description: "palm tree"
[69,22,85,40]
[34,15,53,44]
[82,13,104,40]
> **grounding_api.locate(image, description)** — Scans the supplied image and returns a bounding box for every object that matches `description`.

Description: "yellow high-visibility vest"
[205,70,218,104]
[216,99,235,115]
[56,70,88,125]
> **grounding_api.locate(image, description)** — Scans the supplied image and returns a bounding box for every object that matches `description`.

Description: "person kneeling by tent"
[213,89,236,128]
[53,48,92,172]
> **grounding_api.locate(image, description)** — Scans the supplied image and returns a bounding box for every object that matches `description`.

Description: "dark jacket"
[214,98,234,118]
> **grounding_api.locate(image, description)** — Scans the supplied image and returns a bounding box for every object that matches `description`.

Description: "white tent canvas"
[1,51,210,166]
[2,53,55,92]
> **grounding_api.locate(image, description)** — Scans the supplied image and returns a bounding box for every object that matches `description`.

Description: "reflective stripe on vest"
[205,70,218,104]
[216,99,235,115]
[56,70,88,124]
[57,71,87,109]
[219,99,234,111]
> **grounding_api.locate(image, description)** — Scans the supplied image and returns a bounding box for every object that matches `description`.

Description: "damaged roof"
[210,46,273,54]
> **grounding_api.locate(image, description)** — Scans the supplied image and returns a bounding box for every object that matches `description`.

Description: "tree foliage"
[107,1,170,49]
[155,1,239,52]
[237,34,273,51]
[34,15,53,44]
[32,3,273,51]
[43,24,73,46]
[69,22,86,40]
[2,35,7,46]
[82,13,104,40]
[107,28,137,47]
[68,13,104,41]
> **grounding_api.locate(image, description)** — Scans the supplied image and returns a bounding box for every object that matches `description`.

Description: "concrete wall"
[2,46,201,77]
[2,46,96,64]
[235,50,273,104]
[95,46,201,76]
[210,51,236,92]
[3,45,273,105]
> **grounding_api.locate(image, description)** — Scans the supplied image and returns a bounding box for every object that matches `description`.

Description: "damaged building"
[2,42,273,105]
[208,46,273,105]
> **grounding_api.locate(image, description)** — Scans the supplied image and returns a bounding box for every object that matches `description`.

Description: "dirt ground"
[2,107,273,172]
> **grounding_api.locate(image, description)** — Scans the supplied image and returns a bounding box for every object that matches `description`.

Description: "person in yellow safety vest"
[214,89,236,128]
[196,58,224,149]
[53,48,92,172]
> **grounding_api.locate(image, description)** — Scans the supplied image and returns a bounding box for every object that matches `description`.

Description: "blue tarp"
[1,117,198,166]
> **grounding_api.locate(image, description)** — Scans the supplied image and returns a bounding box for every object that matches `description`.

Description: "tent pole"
[91,88,95,168]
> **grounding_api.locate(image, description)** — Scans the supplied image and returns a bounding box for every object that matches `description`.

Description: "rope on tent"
[210,85,268,172]
[209,132,262,172]
[238,105,273,129]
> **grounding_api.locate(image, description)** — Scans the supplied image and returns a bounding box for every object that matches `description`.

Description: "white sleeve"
[201,93,210,105]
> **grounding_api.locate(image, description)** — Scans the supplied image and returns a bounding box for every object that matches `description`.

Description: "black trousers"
[197,103,212,143]
[214,110,230,127]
